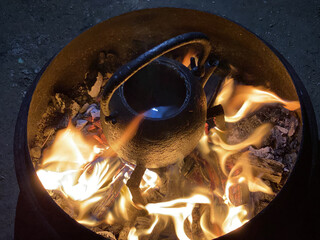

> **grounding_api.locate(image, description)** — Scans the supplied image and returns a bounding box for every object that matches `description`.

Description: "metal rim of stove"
[14,8,319,240]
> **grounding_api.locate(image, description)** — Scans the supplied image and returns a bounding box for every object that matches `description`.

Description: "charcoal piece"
[30,146,41,159]
[287,115,299,137]
[118,222,131,240]
[271,126,287,149]
[50,93,81,124]
[85,69,99,91]
[98,51,106,65]
[275,125,288,134]
[247,152,284,184]
[132,216,167,240]
[134,216,152,230]
[56,113,69,130]
[226,115,263,144]
[283,152,297,170]
[248,146,274,159]
[251,191,274,216]
[51,93,69,113]
[229,183,250,206]
[142,168,168,203]
[70,100,80,118]
[48,190,78,219]
[97,52,121,75]
[89,226,104,233]
[96,223,124,237]
[164,163,185,200]
[144,187,165,204]
[43,126,55,137]
[96,231,117,240]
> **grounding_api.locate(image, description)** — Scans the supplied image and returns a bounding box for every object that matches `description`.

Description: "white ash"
[76,119,88,129]
[90,108,100,120]
[88,72,103,98]
[70,100,80,118]
[248,146,274,159]
[85,104,99,116]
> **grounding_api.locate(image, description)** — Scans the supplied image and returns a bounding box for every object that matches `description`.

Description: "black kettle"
[101,32,219,170]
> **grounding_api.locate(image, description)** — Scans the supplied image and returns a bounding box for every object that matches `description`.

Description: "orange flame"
[36,76,300,239]
[182,49,198,68]
[36,115,145,224]
[112,113,144,152]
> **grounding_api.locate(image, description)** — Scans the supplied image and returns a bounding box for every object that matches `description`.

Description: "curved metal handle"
[101,32,212,117]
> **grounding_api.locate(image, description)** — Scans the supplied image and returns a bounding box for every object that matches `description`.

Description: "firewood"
[134,216,164,240]
[118,222,131,240]
[148,220,166,240]
[229,182,250,206]
[126,164,147,208]
[191,204,205,240]
[90,167,129,220]
[246,151,284,184]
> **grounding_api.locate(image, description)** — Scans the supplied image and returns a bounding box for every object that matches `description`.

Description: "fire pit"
[14,8,319,240]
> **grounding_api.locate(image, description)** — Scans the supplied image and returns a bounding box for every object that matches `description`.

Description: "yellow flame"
[140,169,160,194]
[221,205,248,233]
[215,77,300,122]
[214,76,235,107]
[129,194,211,240]
[36,76,300,239]
[37,125,111,200]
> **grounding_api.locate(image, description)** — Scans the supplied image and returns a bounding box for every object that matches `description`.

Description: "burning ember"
[32,65,300,239]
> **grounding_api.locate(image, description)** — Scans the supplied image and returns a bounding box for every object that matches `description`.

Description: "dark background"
[0,0,319,239]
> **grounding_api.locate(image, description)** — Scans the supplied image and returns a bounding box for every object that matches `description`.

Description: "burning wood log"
[126,164,147,208]
[118,222,131,240]
[228,183,250,206]
[247,151,284,184]
[133,216,165,240]
[191,204,205,240]
[90,165,130,221]
[228,151,284,185]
